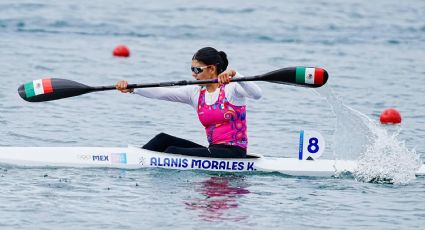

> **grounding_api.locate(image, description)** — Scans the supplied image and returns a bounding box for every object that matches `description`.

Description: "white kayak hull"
[0,146,424,177]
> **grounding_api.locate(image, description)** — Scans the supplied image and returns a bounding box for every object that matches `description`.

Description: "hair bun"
[218,51,229,71]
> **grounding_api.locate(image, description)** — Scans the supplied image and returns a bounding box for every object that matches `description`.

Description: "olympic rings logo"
[78,155,92,161]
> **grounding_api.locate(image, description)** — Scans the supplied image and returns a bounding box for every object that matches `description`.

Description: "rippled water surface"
[1,0,425,229]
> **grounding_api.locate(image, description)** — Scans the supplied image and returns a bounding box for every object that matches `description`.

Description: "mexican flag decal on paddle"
[23,79,54,98]
[295,67,325,86]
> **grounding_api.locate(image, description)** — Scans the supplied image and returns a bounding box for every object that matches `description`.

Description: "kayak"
[14,68,423,177]
[0,146,424,177]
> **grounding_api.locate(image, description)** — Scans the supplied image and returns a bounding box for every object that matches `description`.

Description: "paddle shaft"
[91,76,260,92]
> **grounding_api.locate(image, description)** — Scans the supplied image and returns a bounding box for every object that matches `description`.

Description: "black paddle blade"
[18,78,94,102]
[260,67,328,88]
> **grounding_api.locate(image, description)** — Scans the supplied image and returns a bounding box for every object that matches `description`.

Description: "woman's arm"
[233,72,262,99]
[218,70,262,100]
[133,87,195,104]
[115,80,196,105]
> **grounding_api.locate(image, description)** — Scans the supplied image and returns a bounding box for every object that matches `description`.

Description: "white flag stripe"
[305,68,315,84]
[33,79,45,95]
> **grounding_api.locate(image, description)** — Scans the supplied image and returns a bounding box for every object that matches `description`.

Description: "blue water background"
[1,0,425,229]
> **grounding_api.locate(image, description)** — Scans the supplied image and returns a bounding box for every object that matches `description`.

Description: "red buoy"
[113,45,130,57]
[380,108,402,124]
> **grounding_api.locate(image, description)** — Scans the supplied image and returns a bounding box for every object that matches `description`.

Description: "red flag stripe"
[314,68,324,85]
[42,79,53,93]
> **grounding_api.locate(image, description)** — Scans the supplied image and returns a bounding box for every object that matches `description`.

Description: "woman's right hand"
[115,80,134,93]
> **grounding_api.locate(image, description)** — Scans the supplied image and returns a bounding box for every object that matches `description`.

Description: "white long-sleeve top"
[132,72,262,109]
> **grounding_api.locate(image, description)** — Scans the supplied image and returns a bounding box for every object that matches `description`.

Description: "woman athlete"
[116,47,262,158]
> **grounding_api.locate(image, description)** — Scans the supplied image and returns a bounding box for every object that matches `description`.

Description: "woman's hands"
[115,80,134,93]
[217,69,236,85]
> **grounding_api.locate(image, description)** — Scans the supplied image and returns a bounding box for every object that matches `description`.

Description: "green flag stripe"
[24,82,35,98]
[296,67,306,84]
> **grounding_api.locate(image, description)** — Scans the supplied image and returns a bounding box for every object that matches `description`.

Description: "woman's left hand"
[218,69,236,85]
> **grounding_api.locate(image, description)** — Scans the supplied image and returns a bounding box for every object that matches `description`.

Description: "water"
[1,0,425,229]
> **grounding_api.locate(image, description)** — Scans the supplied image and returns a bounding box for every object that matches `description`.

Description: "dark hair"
[192,47,228,74]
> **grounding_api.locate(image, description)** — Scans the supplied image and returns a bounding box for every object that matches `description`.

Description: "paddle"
[18,66,328,102]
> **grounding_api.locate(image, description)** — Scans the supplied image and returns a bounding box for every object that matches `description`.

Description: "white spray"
[316,87,422,184]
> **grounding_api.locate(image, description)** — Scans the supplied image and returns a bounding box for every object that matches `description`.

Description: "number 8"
[307,137,319,154]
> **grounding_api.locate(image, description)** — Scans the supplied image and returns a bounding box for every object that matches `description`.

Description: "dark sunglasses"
[191,65,211,74]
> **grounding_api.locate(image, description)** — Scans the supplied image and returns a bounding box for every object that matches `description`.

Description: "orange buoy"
[380,108,402,124]
[113,45,130,57]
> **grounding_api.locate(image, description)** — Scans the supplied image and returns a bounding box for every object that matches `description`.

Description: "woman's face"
[191,60,217,80]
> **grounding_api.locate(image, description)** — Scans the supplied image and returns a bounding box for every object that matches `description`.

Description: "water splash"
[354,126,421,184]
[317,87,372,160]
[317,87,422,184]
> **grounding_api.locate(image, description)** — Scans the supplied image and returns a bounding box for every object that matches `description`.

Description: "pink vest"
[197,85,248,149]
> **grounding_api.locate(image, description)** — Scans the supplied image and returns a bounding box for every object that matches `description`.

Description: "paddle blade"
[18,78,94,102]
[260,67,328,88]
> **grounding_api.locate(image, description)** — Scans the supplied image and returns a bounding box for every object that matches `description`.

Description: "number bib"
[298,130,325,160]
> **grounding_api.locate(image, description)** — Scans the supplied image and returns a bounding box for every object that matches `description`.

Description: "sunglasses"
[191,65,211,74]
